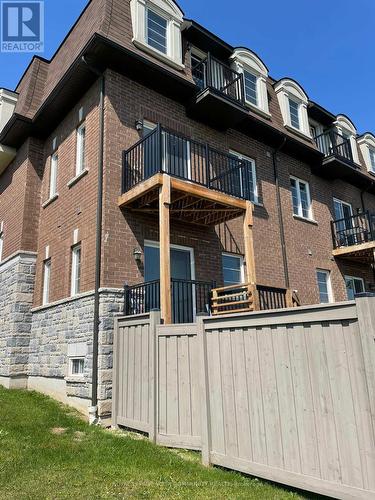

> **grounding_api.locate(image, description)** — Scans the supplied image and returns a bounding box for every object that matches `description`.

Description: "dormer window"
[230,49,270,117]
[146,8,167,54]
[288,98,300,129]
[358,133,375,173]
[130,0,184,70]
[274,79,311,139]
[335,115,360,165]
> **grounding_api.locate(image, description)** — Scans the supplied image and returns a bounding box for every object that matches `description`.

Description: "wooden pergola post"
[159,175,172,324]
[243,201,256,284]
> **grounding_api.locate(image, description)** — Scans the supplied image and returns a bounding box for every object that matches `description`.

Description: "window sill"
[67,169,88,188]
[285,124,312,141]
[293,214,318,226]
[42,194,59,208]
[245,102,271,120]
[65,376,85,384]
[132,38,185,71]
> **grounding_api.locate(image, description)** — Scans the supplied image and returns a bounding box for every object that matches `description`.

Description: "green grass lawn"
[0,387,310,499]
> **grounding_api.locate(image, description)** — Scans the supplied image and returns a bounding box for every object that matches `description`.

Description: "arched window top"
[148,0,184,21]
[274,78,309,104]
[335,115,357,135]
[231,48,268,77]
[130,0,184,70]
[358,132,375,148]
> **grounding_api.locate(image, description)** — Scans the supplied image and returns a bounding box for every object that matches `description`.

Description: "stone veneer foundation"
[0,251,37,389]
[0,255,123,419]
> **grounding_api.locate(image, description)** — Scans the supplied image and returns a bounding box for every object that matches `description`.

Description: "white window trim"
[333,197,353,219]
[42,259,51,306]
[49,152,58,199]
[222,252,245,286]
[76,122,86,177]
[344,275,365,300]
[229,150,259,204]
[334,115,360,165]
[230,49,270,118]
[68,357,85,377]
[316,269,334,304]
[70,244,81,297]
[130,0,184,70]
[290,175,313,221]
[358,133,375,173]
[274,79,311,139]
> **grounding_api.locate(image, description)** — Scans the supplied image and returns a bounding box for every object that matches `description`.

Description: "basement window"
[69,358,85,376]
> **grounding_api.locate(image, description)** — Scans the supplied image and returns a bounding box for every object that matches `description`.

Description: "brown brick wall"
[32,81,101,306]
[101,69,375,306]
[0,137,43,258]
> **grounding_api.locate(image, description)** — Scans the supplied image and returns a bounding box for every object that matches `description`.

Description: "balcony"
[188,54,248,128]
[331,211,375,263]
[124,280,300,324]
[120,125,258,225]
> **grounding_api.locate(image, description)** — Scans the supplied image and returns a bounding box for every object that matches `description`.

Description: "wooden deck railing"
[211,283,300,316]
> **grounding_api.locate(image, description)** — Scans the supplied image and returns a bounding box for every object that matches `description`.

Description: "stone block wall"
[0,251,36,388]
[28,288,123,417]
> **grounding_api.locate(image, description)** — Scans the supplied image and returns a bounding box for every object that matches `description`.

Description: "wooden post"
[285,288,294,308]
[243,201,257,284]
[159,175,172,324]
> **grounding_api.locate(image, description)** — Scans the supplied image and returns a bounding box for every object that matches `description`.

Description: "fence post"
[197,315,211,466]
[355,294,375,425]
[111,317,120,429]
[149,309,161,443]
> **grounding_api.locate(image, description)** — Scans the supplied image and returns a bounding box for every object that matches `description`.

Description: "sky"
[0,0,374,133]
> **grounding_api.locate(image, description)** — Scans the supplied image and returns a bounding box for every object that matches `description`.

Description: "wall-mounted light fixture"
[135,119,143,131]
[133,247,142,263]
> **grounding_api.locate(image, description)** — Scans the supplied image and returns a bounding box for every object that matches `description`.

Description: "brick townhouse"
[0,0,374,420]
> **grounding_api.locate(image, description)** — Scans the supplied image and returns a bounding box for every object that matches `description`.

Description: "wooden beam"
[243,201,256,283]
[170,177,247,209]
[159,175,172,324]
[118,173,163,207]
[332,240,375,257]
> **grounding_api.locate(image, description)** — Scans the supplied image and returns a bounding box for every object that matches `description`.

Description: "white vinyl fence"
[112,296,375,500]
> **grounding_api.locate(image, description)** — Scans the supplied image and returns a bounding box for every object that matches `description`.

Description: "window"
[290,177,312,220]
[49,152,58,198]
[71,244,81,296]
[358,133,375,172]
[76,123,86,176]
[42,259,51,305]
[69,358,84,376]
[230,150,258,203]
[244,70,257,106]
[345,276,365,300]
[274,79,310,137]
[0,224,3,262]
[191,49,206,89]
[230,48,270,116]
[335,115,359,164]
[222,254,244,287]
[288,99,300,129]
[130,0,184,69]
[370,149,375,172]
[146,8,167,54]
[316,269,333,304]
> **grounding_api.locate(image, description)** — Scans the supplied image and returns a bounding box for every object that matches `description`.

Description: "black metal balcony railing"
[124,279,215,324]
[122,125,258,202]
[192,53,245,106]
[314,130,354,163]
[331,211,375,249]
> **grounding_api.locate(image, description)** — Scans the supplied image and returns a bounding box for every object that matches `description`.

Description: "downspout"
[272,137,290,289]
[82,56,105,424]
